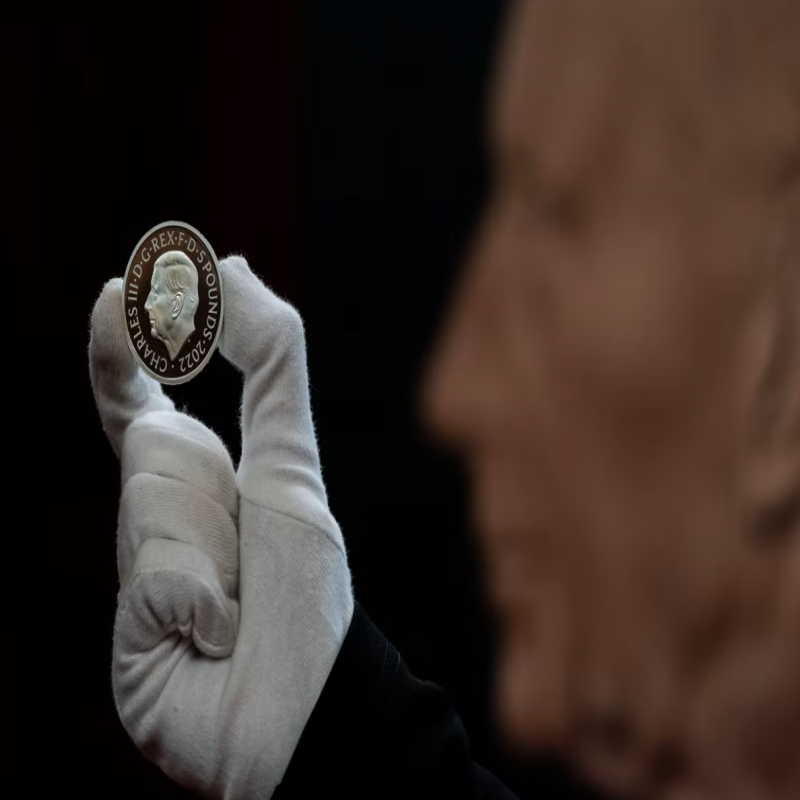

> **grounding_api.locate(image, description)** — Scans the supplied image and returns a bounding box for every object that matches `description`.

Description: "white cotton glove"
[89,255,354,799]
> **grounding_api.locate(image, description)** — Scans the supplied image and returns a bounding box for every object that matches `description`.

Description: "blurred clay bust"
[424,0,800,798]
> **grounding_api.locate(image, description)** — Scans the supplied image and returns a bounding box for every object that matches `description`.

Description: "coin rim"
[121,220,224,385]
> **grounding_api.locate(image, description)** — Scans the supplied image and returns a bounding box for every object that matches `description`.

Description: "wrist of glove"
[89,255,354,799]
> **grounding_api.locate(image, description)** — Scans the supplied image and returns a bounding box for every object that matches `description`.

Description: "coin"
[122,221,224,384]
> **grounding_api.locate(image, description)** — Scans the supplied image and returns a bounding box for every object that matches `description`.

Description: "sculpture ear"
[172,291,184,319]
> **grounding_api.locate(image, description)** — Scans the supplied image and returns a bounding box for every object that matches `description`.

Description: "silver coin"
[122,220,224,384]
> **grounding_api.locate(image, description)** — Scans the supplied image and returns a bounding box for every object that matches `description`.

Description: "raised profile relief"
[123,220,223,384]
[144,250,200,361]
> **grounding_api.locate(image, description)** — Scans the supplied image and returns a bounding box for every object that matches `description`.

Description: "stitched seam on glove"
[237,495,349,558]
[120,533,239,587]
[125,421,232,458]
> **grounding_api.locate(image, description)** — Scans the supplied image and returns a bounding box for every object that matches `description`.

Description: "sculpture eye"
[511,162,587,236]
[535,184,587,235]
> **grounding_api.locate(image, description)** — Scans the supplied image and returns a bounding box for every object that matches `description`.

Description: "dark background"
[9,5,604,799]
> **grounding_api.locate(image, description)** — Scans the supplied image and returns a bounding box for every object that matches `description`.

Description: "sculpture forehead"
[490,0,800,192]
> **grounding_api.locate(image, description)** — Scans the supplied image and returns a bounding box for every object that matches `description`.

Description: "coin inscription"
[123,221,223,384]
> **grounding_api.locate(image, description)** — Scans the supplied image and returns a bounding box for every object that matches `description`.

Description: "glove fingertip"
[219,252,250,272]
[89,278,128,366]
[89,275,176,457]
[90,278,124,330]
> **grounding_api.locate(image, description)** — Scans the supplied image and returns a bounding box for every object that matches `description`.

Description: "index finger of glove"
[218,256,327,517]
[89,278,174,457]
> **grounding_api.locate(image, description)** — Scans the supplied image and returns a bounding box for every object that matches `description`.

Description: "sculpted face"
[144,251,200,361]
[424,1,800,797]
[144,265,172,340]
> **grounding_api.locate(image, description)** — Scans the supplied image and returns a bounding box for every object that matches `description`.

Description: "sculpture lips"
[121,220,225,385]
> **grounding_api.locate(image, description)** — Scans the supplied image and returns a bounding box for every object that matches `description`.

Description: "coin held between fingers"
[122,220,224,384]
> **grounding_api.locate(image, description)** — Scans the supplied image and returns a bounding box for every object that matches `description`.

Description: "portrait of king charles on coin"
[144,250,200,361]
[123,221,223,384]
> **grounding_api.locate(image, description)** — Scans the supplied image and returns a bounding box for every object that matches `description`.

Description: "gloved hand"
[89,255,354,799]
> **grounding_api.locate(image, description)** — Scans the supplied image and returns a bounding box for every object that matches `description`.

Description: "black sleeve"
[274,602,521,799]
